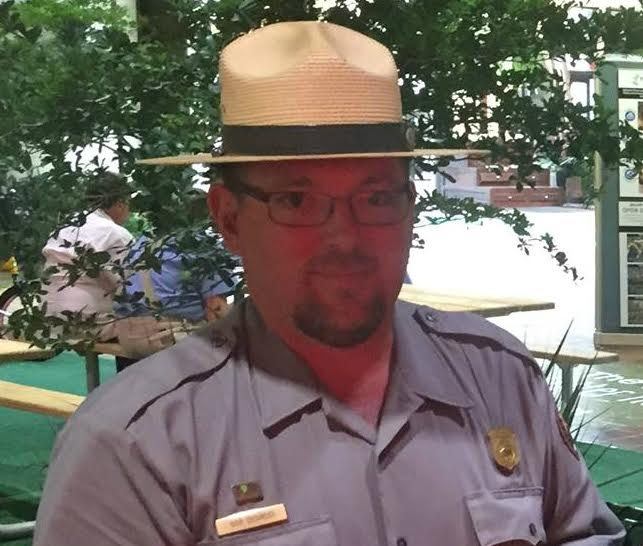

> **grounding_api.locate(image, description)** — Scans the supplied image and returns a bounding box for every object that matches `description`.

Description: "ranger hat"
[138,21,483,166]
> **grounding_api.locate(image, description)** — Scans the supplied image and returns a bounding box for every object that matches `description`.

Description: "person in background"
[113,229,237,369]
[41,172,133,341]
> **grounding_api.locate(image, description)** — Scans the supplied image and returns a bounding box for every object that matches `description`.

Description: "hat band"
[219,123,413,156]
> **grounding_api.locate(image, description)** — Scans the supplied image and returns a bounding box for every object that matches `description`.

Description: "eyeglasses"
[227,179,415,227]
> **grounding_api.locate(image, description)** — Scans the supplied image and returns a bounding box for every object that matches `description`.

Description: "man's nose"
[321,198,360,248]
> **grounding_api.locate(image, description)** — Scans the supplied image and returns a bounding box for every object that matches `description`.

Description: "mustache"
[305,250,377,273]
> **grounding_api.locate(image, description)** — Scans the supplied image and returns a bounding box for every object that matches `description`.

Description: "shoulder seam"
[413,307,537,367]
[124,343,237,429]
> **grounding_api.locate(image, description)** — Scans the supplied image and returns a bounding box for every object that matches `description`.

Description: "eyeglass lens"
[268,188,412,226]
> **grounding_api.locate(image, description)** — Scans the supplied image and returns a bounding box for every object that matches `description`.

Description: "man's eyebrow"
[359,176,397,188]
[272,177,313,190]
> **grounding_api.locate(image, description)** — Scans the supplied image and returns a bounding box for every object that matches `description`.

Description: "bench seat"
[527,345,619,365]
[527,344,619,408]
[0,379,84,419]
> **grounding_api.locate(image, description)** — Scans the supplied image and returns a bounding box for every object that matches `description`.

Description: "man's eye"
[274,192,305,208]
[367,191,396,206]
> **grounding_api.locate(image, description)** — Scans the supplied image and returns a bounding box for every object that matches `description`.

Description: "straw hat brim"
[136,148,489,166]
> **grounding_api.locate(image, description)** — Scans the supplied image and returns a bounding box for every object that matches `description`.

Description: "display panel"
[620,232,643,326]
[617,69,643,197]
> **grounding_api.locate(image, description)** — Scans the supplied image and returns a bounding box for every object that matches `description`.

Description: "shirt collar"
[243,300,321,432]
[243,298,473,433]
[93,208,115,222]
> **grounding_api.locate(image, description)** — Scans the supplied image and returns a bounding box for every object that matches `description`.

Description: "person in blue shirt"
[116,234,235,320]
[114,232,238,370]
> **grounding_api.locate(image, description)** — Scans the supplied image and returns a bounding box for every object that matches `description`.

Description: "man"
[34,21,624,545]
[41,172,133,341]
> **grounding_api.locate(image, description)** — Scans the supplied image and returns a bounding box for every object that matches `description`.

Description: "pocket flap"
[466,487,546,546]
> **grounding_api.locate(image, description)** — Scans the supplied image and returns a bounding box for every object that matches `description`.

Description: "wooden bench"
[0,379,84,419]
[527,344,620,407]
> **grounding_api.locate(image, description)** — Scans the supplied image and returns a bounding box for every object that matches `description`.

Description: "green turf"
[0,353,642,544]
[0,351,116,545]
[582,442,643,507]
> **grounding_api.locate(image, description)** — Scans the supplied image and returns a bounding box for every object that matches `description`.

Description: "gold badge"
[487,426,520,473]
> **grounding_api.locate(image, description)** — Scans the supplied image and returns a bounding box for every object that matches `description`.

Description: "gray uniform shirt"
[34,299,624,545]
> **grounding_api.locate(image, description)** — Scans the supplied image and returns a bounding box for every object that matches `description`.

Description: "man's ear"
[208,183,241,254]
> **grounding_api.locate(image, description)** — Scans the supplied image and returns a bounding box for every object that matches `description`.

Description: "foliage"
[1,0,643,343]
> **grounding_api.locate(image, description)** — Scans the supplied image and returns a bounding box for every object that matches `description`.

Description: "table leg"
[560,363,574,409]
[85,351,100,392]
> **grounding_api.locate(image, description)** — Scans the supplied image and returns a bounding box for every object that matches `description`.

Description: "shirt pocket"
[465,487,546,546]
[198,516,338,546]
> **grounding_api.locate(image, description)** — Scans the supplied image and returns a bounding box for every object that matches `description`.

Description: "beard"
[293,291,386,348]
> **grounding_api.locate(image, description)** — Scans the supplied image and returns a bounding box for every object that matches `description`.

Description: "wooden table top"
[0,339,54,363]
[398,284,555,318]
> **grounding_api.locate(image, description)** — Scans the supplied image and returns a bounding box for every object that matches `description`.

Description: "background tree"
[1,0,642,344]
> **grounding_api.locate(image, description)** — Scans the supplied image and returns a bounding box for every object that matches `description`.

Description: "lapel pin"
[232,481,264,506]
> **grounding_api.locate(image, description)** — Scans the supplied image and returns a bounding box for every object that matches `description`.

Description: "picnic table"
[0,339,54,363]
[398,283,555,317]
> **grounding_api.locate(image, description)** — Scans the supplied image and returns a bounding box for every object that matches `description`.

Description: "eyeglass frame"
[223,176,416,227]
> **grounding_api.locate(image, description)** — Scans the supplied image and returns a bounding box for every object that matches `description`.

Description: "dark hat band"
[217,122,415,156]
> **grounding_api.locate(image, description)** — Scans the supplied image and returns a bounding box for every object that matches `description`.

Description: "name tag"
[215,503,288,537]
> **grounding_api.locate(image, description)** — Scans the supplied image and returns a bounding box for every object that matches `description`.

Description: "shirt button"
[424,311,435,322]
[529,523,538,536]
[396,538,408,546]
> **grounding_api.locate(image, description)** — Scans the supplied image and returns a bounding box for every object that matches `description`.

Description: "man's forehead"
[237,157,407,183]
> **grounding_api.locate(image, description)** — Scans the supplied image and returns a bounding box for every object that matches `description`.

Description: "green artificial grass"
[1,352,643,544]
[581,442,643,543]
[582,442,643,508]
[0,351,116,545]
